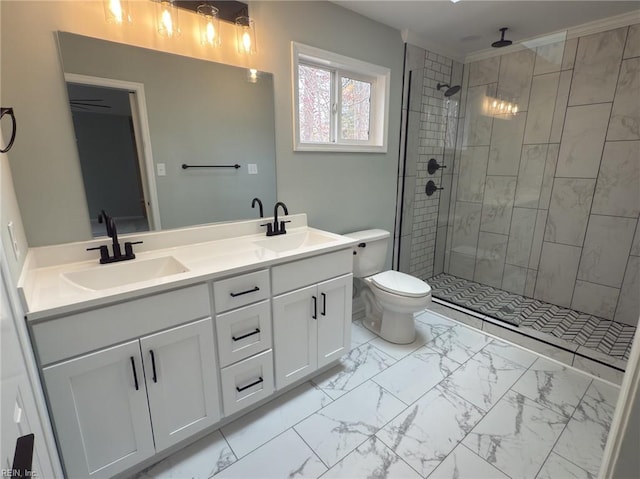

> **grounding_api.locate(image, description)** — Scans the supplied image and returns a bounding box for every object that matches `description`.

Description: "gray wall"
[445,24,640,326]
[1,1,403,250]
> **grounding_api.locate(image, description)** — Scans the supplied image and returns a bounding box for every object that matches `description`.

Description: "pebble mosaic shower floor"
[428,273,636,361]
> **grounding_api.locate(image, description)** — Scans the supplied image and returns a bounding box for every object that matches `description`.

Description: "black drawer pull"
[150,350,158,383]
[321,292,327,316]
[236,376,263,392]
[232,328,261,341]
[130,356,139,391]
[230,286,260,297]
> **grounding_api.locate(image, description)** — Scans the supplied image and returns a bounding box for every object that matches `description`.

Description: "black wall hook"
[0,107,17,153]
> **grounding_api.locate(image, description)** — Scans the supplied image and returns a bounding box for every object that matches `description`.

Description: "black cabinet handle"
[312,296,317,319]
[130,356,139,391]
[150,350,158,383]
[321,293,327,316]
[236,377,263,392]
[230,286,260,297]
[232,328,261,341]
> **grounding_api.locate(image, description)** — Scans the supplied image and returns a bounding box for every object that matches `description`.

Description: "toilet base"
[361,303,417,344]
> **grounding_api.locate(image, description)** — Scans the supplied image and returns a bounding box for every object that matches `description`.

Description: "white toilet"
[346,229,432,344]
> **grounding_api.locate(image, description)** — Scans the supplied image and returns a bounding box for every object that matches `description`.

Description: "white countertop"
[19,215,357,321]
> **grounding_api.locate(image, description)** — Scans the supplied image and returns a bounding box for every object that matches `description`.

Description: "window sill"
[294,143,388,154]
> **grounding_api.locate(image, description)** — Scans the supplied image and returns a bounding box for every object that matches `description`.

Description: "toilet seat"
[370,270,431,298]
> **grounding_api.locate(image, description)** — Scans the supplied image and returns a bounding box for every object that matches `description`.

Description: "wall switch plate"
[156,163,166,176]
[248,164,258,175]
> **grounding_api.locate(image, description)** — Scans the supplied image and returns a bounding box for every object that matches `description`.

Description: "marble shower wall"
[445,23,640,326]
[396,45,461,279]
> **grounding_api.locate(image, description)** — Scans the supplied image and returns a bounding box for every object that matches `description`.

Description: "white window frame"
[292,42,390,153]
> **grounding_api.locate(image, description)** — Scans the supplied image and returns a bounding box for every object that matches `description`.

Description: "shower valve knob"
[425,180,444,196]
[428,158,446,175]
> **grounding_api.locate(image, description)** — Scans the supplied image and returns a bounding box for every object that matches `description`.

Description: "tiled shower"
[397,22,639,373]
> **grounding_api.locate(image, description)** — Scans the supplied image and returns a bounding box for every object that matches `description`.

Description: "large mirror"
[57,32,277,237]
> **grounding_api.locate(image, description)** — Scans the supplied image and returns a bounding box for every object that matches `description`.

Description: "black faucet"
[87,210,143,264]
[261,201,290,236]
[251,197,264,218]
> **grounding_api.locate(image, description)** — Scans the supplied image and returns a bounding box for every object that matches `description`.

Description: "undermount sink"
[254,229,339,253]
[61,256,190,291]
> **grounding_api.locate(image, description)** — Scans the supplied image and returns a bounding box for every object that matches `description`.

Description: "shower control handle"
[425,180,444,196]
[427,158,446,175]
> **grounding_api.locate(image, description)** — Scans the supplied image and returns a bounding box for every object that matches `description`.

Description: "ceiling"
[331,1,640,60]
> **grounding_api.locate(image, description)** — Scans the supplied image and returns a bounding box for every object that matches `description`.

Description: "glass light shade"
[156,0,179,38]
[103,0,131,24]
[235,16,257,55]
[198,5,220,47]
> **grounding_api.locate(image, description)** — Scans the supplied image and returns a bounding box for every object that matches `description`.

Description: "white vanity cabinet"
[271,250,352,389]
[42,340,155,478]
[34,284,221,478]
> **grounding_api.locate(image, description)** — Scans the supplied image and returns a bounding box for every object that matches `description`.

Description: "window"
[292,42,390,153]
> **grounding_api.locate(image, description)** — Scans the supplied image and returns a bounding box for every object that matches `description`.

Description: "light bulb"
[109,0,123,23]
[162,8,173,36]
[242,31,252,53]
[206,22,216,44]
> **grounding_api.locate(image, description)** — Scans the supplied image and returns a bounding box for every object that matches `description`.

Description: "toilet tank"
[345,229,390,278]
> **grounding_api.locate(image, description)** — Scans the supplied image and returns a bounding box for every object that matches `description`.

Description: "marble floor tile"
[221,381,332,458]
[552,381,620,476]
[463,390,568,479]
[320,436,421,479]
[481,339,538,368]
[440,344,529,411]
[372,346,461,405]
[429,444,510,479]
[350,320,377,350]
[213,429,326,478]
[536,452,595,479]
[376,384,485,477]
[427,324,492,363]
[512,357,592,418]
[137,430,236,479]
[311,343,396,399]
[415,309,458,332]
[295,381,406,468]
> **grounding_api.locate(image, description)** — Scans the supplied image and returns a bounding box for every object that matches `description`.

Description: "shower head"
[437,83,461,97]
[492,27,512,48]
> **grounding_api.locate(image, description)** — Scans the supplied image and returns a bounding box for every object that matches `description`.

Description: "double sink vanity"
[18,214,356,478]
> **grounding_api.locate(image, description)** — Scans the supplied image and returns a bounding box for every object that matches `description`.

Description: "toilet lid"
[371,270,431,298]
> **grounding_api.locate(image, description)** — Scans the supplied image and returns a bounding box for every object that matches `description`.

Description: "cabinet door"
[43,341,154,478]
[317,274,353,368]
[141,318,221,452]
[272,284,318,389]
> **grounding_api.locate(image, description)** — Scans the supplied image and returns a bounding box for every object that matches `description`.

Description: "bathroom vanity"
[18,215,355,478]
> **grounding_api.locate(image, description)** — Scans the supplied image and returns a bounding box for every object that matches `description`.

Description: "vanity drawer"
[32,284,211,366]
[216,300,272,368]
[213,270,270,313]
[220,349,274,416]
[271,249,353,295]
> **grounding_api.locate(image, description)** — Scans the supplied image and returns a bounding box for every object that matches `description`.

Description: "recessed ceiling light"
[451,0,461,3]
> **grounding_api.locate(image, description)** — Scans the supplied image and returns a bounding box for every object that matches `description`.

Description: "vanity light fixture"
[156,0,180,38]
[235,16,257,55]
[247,68,260,83]
[103,0,132,24]
[197,4,220,47]
[483,95,519,118]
